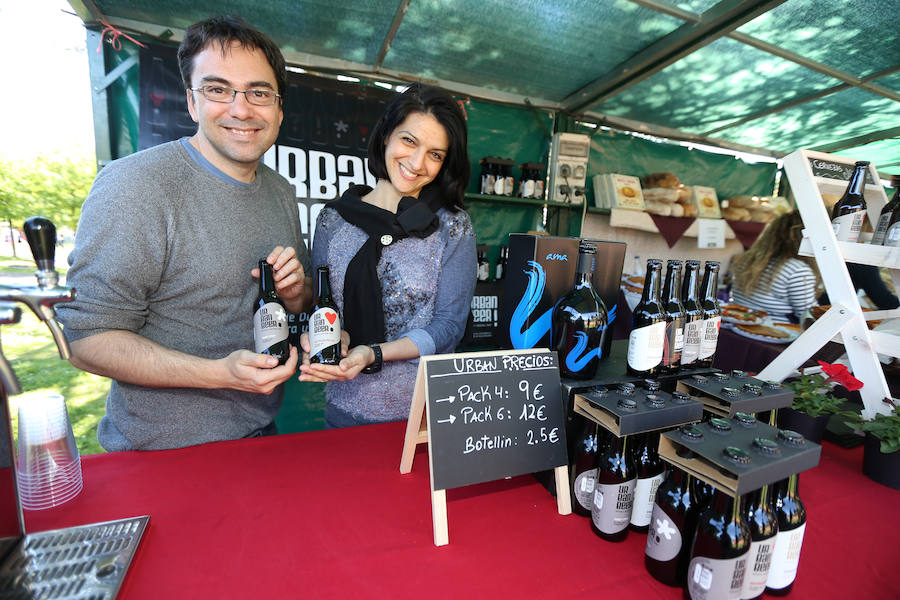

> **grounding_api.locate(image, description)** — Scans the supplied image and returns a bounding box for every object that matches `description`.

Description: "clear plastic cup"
[15,393,82,510]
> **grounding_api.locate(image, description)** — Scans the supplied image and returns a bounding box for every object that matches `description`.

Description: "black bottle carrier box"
[676,370,793,417]
[659,415,822,497]
[573,386,704,437]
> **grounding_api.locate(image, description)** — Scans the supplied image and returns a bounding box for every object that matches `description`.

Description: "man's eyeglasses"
[190,84,281,106]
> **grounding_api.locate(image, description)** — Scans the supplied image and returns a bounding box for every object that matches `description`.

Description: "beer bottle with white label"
[765,475,806,596]
[570,415,599,518]
[591,434,636,542]
[309,266,342,365]
[680,260,703,369]
[630,431,666,533]
[477,249,490,281]
[871,175,900,245]
[686,487,751,600]
[495,245,508,281]
[252,260,290,365]
[831,161,869,242]
[627,259,665,377]
[645,467,693,586]
[697,261,721,368]
[660,260,686,375]
[742,485,778,600]
[552,241,608,379]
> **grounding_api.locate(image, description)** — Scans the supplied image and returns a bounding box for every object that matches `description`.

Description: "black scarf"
[332,184,443,347]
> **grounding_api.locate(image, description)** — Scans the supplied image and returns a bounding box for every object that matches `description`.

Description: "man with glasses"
[58,16,313,451]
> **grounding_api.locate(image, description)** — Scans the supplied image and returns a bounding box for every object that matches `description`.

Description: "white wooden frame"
[756,149,899,418]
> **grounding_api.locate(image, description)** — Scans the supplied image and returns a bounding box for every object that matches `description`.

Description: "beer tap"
[0,217,75,359]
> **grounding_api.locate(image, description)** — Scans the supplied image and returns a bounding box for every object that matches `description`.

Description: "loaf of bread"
[642,172,681,189]
[644,200,673,216]
[643,187,681,203]
[678,201,698,218]
[669,202,685,217]
[722,206,751,221]
[749,209,776,223]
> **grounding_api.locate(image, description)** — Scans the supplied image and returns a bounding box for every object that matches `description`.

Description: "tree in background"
[0,155,95,256]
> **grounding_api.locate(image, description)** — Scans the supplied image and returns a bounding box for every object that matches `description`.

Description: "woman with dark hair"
[298,83,477,428]
[731,211,820,323]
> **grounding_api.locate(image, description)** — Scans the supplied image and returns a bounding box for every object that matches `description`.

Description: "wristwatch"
[361,344,383,374]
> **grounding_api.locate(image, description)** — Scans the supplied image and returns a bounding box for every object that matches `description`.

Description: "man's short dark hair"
[177,15,287,100]
[367,83,470,211]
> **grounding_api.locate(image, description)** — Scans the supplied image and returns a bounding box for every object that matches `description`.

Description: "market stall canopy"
[67,0,900,174]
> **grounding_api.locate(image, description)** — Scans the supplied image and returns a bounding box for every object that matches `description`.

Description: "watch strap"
[361,344,383,374]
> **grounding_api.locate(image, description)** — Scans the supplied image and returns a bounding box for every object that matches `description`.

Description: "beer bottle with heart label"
[309,266,342,365]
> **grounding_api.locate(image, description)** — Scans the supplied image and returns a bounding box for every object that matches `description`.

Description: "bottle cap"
[679,424,704,443]
[723,446,751,464]
[708,418,732,434]
[721,386,741,399]
[777,429,806,447]
[592,385,608,396]
[643,379,660,392]
[763,380,782,390]
[742,383,762,396]
[731,370,748,378]
[645,394,665,408]
[671,391,692,404]
[691,375,708,385]
[617,382,636,395]
[712,372,730,383]
[617,397,637,410]
[734,412,757,427]
[752,437,781,457]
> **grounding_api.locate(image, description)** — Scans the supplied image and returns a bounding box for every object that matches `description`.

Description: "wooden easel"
[399,351,572,547]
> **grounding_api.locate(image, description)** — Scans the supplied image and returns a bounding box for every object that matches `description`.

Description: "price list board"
[423,350,568,491]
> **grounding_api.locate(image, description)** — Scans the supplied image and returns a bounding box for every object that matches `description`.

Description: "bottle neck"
[682,264,700,302]
[259,261,276,295]
[844,163,868,199]
[317,268,332,303]
[575,251,594,285]
[662,264,681,303]
[711,488,740,520]
[641,264,662,303]
[701,265,719,302]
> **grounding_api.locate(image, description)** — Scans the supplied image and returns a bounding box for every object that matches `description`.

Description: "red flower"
[817,361,864,391]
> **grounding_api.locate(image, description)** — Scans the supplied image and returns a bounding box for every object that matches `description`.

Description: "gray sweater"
[58,139,309,450]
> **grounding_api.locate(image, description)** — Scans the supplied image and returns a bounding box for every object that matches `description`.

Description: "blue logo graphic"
[565,332,603,372]
[509,261,619,350]
[545,253,568,261]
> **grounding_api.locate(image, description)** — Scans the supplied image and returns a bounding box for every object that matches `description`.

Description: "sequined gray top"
[312,198,477,426]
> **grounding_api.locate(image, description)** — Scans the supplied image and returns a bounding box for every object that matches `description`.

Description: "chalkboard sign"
[807,156,877,186]
[422,350,568,491]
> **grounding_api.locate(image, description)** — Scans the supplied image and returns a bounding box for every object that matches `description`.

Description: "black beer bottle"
[477,249,490,281]
[552,241,608,379]
[831,161,869,242]
[685,488,750,600]
[253,260,290,365]
[630,432,666,533]
[660,260,686,375]
[645,467,693,586]
[871,175,900,245]
[742,485,778,600]
[495,245,508,281]
[309,266,342,365]
[570,416,599,518]
[627,259,665,377]
[591,434,636,542]
[885,198,900,247]
[765,475,807,596]
[697,261,721,368]
[680,260,703,369]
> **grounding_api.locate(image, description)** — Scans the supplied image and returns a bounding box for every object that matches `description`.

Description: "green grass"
[4,311,108,455]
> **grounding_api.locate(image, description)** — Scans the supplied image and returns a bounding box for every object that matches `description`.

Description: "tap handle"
[24,216,57,273]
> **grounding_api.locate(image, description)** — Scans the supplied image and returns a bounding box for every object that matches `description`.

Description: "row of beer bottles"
[833,162,900,248]
[627,258,722,378]
[570,419,806,599]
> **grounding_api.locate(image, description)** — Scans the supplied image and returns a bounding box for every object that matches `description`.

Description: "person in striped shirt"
[731,211,820,323]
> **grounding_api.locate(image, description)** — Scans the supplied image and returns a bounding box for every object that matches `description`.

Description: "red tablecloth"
[24,422,900,599]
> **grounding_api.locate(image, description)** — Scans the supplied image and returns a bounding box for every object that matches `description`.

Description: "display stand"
[756,149,900,417]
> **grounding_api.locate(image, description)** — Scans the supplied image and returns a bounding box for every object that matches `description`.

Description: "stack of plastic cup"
[15,393,82,510]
